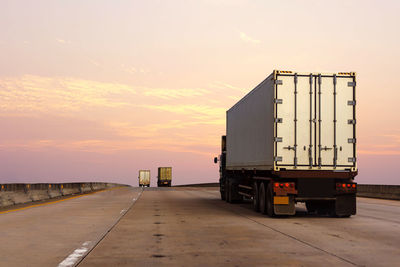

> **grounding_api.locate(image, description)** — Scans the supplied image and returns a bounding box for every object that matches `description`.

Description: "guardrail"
[357,184,400,200]
[0,183,123,208]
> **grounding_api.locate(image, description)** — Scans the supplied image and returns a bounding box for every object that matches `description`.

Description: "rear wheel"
[266,182,275,217]
[306,201,317,213]
[253,181,259,212]
[259,182,266,214]
[220,185,226,201]
[227,180,233,203]
[224,179,229,202]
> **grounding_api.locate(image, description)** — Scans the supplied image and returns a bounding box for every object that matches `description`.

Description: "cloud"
[142,88,210,99]
[139,104,225,119]
[121,64,137,74]
[239,32,261,44]
[0,75,229,158]
[0,75,136,114]
[210,81,247,93]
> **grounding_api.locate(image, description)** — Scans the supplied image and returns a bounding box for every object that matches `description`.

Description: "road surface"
[0,187,399,266]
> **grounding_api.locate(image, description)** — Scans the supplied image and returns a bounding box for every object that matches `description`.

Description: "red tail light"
[347,184,351,188]
[342,183,346,188]
[352,184,356,188]
[273,182,297,195]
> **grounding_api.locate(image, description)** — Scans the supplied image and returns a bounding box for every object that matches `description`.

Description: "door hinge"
[347,100,356,106]
[274,156,282,162]
[348,138,356,143]
[348,81,356,87]
[348,157,356,163]
[274,80,283,85]
[274,118,283,123]
[348,119,356,125]
[274,99,283,104]
[274,137,283,142]
[283,146,296,151]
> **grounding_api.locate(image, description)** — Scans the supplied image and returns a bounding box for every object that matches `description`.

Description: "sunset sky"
[1,0,399,186]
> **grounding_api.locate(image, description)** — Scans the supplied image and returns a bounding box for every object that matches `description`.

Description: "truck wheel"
[266,182,275,217]
[225,179,230,202]
[227,181,232,203]
[253,181,259,212]
[306,202,317,213]
[220,188,226,201]
[220,179,226,201]
[259,182,266,214]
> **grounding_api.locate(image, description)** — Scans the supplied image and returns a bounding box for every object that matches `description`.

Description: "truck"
[214,70,357,217]
[138,170,151,187]
[157,167,172,187]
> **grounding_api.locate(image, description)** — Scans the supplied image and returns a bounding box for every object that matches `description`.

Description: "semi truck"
[138,170,151,187]
[214,70,357,217]
[157,167,172,187]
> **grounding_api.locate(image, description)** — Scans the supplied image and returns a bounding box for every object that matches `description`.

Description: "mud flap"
[274,196,296,215]
[335,194,356,216]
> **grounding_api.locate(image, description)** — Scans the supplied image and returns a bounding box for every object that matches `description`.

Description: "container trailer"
[214,70,357,217]
[138,170,151,187]
[157,167,172,187]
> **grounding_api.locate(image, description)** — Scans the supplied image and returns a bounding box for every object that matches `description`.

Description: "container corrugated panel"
[138,170,150,184]
[226,70,357,172]
[158,167,172,181]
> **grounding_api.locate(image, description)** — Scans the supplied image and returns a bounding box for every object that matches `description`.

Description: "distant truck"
[138,170,150,187]
[157,167,172,187]
[215,70,357,217]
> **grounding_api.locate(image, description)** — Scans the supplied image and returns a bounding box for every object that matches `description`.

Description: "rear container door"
[274,72,356,170]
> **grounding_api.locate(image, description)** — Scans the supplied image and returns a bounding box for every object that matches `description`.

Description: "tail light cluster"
[336,183,357,192]
[273,182,297,196]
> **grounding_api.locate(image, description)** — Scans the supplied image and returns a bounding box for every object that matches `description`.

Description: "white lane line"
[120,209,127,214]
[58,241,92,267]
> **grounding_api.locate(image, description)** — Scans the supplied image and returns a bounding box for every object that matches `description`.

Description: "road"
[0,187,399,266]
[0,187,141,267]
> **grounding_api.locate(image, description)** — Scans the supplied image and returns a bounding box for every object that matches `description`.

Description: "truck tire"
[259,182,267,214]
[220,178,226,201]
[220,185,226,201]
[253,181,259,212]
[306,202,317,213]
[225,179,230,202]
[266,182,275,217]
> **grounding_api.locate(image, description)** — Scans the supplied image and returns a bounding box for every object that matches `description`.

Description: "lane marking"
[58,241,92,267]
[73,187,144,266]
[0,186,125,215]
[120,209,127,214]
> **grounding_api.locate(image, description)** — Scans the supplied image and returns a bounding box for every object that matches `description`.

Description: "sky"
[0,0,399,186]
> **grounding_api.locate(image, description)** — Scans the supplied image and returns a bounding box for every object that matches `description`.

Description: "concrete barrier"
[174,183,219,187]
[357,184,400,200]
[0,183,121,208]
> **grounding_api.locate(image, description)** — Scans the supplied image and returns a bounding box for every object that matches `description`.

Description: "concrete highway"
[0,187,399,266]
[0,187,142,267]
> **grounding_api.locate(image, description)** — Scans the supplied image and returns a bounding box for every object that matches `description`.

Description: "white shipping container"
[226,70,356,172]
